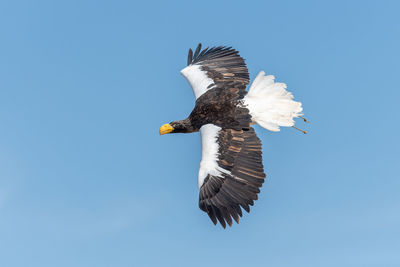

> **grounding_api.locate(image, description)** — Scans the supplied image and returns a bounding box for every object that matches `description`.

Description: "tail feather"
[244,71,303,132]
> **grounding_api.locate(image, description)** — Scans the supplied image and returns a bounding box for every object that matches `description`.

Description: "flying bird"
[160,44,306,228]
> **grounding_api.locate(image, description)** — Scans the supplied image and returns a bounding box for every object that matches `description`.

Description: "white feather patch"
[198,124,230,188]
[181,65,215,99]
[244,71,303,132]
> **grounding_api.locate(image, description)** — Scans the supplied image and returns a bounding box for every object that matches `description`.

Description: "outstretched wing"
[198,124,265,228]
[181,43,249,100]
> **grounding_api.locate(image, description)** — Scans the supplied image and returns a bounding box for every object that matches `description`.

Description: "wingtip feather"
[187,48,193,66]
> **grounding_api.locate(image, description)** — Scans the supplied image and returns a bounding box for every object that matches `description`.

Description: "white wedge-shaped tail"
[243,71,303,132]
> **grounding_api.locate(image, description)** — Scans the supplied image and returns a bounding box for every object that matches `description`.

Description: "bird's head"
[159,119,195,135]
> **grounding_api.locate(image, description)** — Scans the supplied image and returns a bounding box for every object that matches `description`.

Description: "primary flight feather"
[159,44,305,228]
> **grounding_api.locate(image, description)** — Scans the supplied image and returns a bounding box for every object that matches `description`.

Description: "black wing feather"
[193,43,202,59]
[186,43,249,87]
[199,127,266,228]
[187,48,193,66]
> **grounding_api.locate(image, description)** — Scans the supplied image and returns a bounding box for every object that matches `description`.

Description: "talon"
[299,116,310,123]
[292,126,307,134]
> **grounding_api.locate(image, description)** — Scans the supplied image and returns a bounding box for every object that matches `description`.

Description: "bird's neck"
[173,118,197,133]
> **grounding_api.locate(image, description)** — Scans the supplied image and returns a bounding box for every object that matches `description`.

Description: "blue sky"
[1,0,399,266]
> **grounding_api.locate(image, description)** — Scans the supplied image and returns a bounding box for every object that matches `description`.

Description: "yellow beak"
[159,123,174,135]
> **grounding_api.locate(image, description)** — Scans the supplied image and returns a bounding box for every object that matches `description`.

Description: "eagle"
[159,44,306,228]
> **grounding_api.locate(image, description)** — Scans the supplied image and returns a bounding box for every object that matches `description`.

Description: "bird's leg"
[292,126,307,134]
[299,116,310,123]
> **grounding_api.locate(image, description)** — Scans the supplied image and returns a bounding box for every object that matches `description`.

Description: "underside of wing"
[181,43,249,99]
[198,125,265,228]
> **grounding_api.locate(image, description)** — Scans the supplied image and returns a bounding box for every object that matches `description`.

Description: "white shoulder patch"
[181,65,215,100]
[198,124,230,188]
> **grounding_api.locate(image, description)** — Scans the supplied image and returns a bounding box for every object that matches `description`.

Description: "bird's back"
[189,82,251,131]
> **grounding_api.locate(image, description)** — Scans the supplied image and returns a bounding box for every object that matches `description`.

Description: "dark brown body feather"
[189,82,251,131]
